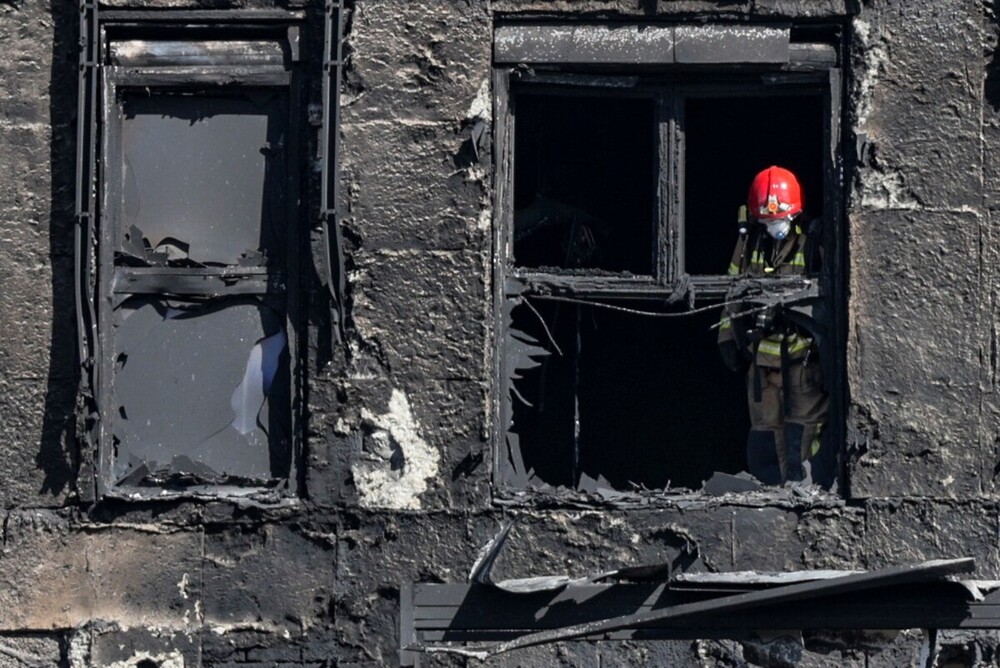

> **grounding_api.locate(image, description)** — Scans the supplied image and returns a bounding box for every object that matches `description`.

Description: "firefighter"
[717,166,829,485]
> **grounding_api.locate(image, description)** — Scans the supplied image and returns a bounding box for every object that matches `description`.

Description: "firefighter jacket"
[717,222,816,370]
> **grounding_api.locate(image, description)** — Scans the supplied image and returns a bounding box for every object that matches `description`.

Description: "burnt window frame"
[76,3,346,502]
[492,24,846,498]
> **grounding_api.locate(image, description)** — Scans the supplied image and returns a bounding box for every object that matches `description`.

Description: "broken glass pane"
[505,297,749,491]
[111,297,291,484]
[121,92,288,266]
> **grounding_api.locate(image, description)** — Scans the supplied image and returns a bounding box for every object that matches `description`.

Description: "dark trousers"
[746,362,829,485]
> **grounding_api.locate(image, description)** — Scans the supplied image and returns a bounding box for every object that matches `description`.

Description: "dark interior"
[513,91,657,274]
[505,90,828,492]
[509,298,748,491]
[684,94,824,276]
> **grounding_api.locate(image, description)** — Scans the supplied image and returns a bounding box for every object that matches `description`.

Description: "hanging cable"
[526,290,814,328]
[527,293,737,318]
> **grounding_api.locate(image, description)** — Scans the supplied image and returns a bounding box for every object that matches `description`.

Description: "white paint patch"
[106,651,184,668]
[852,19,888,129]
[467,79,492,122]
[177,572,189,599]
[858,168,919,210]
[67,630,90,668]
[476,207,492,233]
[918,629,935,668]
[353,389,440,509]
[464,165,487,183]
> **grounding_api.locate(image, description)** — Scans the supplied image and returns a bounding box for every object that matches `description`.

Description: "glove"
[718,340,747,373]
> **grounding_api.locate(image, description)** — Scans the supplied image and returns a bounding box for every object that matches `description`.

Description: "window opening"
[103,59,298,493]
[496,57,843,497]
[513,92,657,275]
[684,94,824,276]
[510,297,747,490]
[120,91,288,267]
[112,297,291,486]
[73,4,343,500]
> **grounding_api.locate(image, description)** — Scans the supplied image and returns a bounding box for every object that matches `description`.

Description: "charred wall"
[2,0,1000,666]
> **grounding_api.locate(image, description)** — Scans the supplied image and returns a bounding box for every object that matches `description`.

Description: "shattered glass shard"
[152,236,191,262]
[237,248,267,267]
[166,454,220,478]
[121,224,150,263]
[702,471,762,496]
[114,461,151,487]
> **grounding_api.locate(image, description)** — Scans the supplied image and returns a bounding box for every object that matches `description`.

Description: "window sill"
[492,483,845,511]
[104,483,299,507]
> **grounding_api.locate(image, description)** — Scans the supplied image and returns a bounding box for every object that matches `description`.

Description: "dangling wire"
[527,293,738,318]
[519,296,564,356]
[526,291,813,329]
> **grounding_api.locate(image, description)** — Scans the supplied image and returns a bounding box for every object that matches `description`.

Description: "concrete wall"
[2,0,1000,665]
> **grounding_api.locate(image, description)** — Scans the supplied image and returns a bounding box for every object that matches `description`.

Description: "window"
[76,5,345,499]
[493,24,845,495]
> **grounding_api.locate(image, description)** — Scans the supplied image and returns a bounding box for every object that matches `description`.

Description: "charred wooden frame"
[76,2,344,501]
[492,23,847,498]
[322,1,347,345]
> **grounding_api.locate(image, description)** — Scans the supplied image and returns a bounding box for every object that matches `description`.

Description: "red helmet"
[747,166,803,222]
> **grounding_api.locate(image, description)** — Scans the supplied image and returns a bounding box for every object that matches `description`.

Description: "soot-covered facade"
[4,0,1000,665]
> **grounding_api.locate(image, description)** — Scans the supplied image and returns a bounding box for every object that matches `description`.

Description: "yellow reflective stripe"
[750,250,765,265]
[790,252,806,267]
[719,317,732,330]
[727,263,741,276]
[757,335,812,357]
[782,335,812,354]
[756,340,782,356]
[810,422,824,457]
[794,225,803,235]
